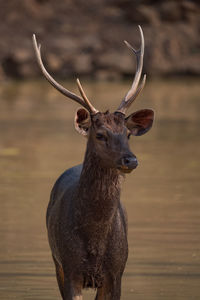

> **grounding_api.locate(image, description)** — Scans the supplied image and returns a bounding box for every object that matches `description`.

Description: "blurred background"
[0,0,199,79]
[0,0,200,299]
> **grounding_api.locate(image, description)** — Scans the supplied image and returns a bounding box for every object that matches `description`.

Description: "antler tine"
[76,79,98,114]
[116,25,145,114]
[32,34,97,113]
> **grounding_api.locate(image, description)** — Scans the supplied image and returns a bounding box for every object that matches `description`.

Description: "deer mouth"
[117,166,134,174]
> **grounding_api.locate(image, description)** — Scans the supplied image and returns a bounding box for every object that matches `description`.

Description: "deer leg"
[52,257,82,300]
[52,256,65,299]
[110,286,121,300]
[95,287,107,300]
[62,276,82,300]
[109,277,122,300]
[95,277,122,300]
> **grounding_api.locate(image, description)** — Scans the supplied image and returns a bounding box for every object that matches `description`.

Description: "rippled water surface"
[0,78,200,299]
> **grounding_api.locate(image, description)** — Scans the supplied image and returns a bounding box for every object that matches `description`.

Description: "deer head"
[33,26,154,173]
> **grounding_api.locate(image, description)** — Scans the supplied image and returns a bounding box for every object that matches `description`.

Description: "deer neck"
[75,140,123,226]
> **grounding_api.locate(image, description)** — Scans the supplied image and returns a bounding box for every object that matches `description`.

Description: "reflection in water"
[0,78,200,299]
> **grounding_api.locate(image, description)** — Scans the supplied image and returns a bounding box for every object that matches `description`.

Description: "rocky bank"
[0,0,199,80]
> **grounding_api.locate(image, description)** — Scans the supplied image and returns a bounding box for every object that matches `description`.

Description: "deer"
[32,26,154,300]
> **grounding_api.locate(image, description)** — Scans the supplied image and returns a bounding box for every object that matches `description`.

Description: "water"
[0,78,199,299]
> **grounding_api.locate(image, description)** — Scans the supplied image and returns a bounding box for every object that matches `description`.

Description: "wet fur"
[46,112,133,299]
[47,151,128,293]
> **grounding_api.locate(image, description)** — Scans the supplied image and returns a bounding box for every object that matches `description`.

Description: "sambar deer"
[33,26,154,300]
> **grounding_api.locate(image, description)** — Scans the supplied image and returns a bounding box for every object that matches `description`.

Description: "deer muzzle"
[117,155,138,173]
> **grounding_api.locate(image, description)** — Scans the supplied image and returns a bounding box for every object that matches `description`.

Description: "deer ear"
[74,108,91,136]
[125,109,154,136]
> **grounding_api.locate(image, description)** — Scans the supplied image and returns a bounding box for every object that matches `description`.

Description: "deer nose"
[121,155,138,170]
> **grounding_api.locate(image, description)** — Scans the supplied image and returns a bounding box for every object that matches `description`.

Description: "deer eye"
[96,133,107,141]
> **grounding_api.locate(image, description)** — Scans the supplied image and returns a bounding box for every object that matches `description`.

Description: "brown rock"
[0,0,199,78]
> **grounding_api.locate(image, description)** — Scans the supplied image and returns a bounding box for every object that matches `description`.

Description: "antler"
[116,25,146,114]
[32,34,98,114]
